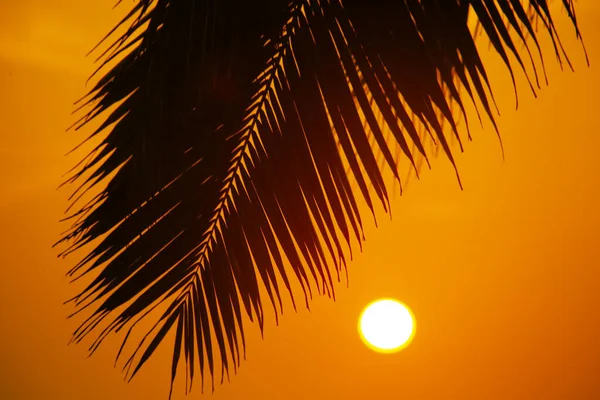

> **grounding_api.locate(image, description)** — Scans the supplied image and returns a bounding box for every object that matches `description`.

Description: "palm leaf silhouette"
[56,0,587,396]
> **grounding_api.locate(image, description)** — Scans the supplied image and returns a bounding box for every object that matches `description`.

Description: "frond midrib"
[189,3,305,275]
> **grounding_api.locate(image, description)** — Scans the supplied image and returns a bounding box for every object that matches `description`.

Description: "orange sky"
[1,1,599,399]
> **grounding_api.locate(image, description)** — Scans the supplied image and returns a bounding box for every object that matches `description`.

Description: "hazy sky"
[1,1,599,399]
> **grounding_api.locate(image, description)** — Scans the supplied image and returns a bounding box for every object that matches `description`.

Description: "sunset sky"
[1,1,599,399]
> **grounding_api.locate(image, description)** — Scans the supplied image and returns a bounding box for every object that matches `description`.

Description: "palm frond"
[56,0,586,396]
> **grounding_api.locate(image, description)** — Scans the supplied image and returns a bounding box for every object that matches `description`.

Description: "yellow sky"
[1,1,599,399]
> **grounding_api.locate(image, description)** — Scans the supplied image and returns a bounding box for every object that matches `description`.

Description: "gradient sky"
[1,1,599,399]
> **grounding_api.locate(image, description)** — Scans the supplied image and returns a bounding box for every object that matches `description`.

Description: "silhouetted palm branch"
[56,0,587,396]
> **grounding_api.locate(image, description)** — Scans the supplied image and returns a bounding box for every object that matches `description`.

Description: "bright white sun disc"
[359,299,415,353]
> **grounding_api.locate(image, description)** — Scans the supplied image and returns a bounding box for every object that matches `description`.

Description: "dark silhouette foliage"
[56,0,587,396]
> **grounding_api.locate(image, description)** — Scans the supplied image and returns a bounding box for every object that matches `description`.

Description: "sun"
[358,299,415,353]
